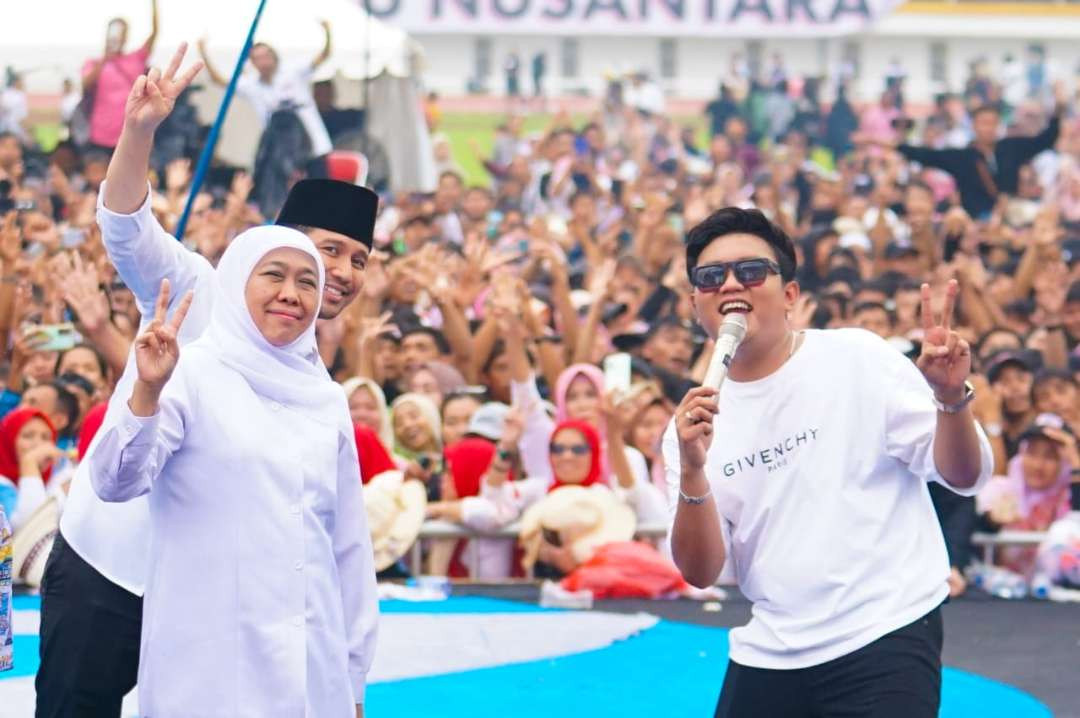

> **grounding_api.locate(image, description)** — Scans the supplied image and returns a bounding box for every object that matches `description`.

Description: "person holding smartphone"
[80,0,159,152]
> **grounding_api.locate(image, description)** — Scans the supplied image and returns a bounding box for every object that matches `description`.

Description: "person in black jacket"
[888,93,1064,219]
[928,482,976,597]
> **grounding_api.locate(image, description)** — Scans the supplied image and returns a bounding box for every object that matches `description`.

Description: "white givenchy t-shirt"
[662,328,993,670]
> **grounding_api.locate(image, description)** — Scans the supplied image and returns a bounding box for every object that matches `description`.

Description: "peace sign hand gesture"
[125,43,203,135]
[135,279,194,391]
[916,280,971,403]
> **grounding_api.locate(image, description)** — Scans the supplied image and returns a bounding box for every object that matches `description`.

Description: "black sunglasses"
[550,443,591,456]
[690,258,782,292]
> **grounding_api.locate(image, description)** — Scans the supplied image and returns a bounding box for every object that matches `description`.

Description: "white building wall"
[411,15,1080,104]
[414,34,479,94]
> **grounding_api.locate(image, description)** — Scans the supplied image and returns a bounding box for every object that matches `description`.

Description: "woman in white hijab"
[342,376,394,449]
[90,226,377,718]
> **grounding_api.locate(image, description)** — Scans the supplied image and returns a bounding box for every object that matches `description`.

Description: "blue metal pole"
[175,0,269,240]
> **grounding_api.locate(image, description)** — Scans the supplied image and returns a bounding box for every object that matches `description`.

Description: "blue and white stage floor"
[0,593,1057,717]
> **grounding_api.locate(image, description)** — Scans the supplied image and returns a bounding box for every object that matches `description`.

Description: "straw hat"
[12,497,59,588]
[519,485,636,569]
[364,471,427,572]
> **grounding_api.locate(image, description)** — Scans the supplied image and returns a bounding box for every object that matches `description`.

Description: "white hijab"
[341,376,394,449]
[184,226,348,430]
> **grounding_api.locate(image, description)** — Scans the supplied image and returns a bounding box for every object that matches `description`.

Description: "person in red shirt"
[354,424,395,484]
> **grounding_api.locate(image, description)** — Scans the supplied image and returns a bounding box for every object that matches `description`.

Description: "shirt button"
[270,402,282,412]
[294,561,303,571]
[291,504,301,515]
[293,616,303,627]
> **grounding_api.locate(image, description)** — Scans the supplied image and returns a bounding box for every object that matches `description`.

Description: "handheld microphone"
[702,313,748,391]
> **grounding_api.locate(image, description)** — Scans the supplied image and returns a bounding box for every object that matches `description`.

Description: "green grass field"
[33,111,711,187]
[438,111,709,186]
[438,112,580,186]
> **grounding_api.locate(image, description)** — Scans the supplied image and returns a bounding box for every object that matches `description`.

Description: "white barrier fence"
[970,531,1047,565]
[405,525,1049,580]
[410,520,669,578]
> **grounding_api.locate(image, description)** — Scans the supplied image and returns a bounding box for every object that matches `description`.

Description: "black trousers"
[35,531,142,718]
[715,607,943,718]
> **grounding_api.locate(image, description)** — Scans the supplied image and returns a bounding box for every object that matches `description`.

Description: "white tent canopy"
[195,0,420,81]
[3,0,436,191]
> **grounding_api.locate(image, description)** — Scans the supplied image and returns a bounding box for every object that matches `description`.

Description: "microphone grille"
[720,312,748,340]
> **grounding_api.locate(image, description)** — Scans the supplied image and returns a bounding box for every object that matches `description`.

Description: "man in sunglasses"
[663,207,993,717]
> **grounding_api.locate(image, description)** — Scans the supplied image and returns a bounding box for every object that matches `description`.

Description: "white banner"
[357,0,903,37]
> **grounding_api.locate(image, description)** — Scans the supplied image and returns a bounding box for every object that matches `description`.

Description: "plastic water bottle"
[972,564,1029,600]
[1030,572,1052,600]
[0,506,13,672]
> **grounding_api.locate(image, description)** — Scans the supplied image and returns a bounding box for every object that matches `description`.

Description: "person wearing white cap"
[425,402,523,578]
[90,227,376,718]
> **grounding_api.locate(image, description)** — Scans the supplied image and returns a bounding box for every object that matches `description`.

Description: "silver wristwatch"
[932,381,976,414]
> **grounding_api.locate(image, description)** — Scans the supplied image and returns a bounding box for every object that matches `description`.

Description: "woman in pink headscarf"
[1055,157,1080,224]
[977,414,1077,575]
[511,363,668,530]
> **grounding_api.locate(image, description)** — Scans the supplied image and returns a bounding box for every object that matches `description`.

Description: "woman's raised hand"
[134,279,193,391]
[125,44,203,135]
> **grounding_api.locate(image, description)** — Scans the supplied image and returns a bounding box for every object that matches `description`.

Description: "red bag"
[561,541,689,599]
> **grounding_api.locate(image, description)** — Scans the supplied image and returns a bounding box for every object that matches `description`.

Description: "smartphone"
[106,20,125,46]
[546,214,568,237]
[573,135,590,157]
[60,228,86,249]
[666,213,684,235]
[943,233,961,264]
[603,352,633,397]
[611,178,624,203]
[22,323,81,352]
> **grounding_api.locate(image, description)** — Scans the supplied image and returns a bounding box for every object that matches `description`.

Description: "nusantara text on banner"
[359,0,903,36]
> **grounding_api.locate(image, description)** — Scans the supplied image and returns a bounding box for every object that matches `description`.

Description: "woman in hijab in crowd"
[1055,156,1080,224]
[340,380,397,485]
[0,408,61,530]
[407,360,467,410]
[342,377,396,479]
[977,413,1077,576]
[90,227,377,718]
[525,419,622,576]
[513,363,667,524]
[342,377,393,449]
[435,396,665,577]
[391,392,458,573]
[391,392,444,482]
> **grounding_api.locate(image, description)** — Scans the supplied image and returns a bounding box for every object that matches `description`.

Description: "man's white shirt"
[59,185,215,594]
[663,328,993,670]
[236,64,333,157]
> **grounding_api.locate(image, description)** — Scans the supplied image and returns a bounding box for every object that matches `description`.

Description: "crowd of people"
[1,20,1079,606]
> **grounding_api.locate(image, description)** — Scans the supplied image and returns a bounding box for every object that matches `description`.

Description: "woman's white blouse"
[90,347,378,717]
